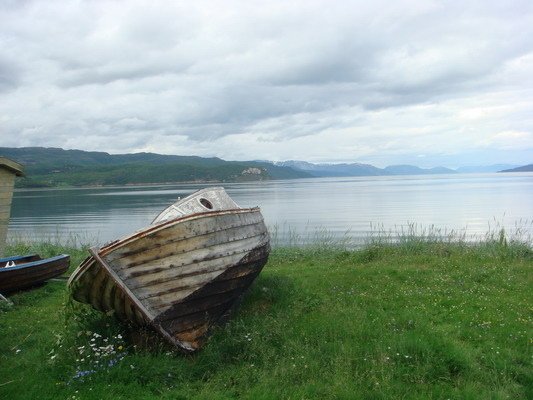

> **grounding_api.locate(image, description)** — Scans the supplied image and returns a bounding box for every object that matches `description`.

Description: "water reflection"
[8,173,533,246]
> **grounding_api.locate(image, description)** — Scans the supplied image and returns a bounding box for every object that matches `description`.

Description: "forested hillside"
[0,147,309,187]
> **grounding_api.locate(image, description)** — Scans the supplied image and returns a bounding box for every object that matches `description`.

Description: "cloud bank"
[1,0,532,167]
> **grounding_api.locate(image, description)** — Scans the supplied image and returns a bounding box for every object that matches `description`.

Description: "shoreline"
[14,170,533,190]
[14,179,226,191]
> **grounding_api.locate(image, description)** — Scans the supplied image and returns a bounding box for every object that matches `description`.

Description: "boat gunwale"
[0,254,69,271]
[100,207,261,257]
[110,217,266,267]
[0,254,40,264]
[67,256,94,288]
[67,208,262,288]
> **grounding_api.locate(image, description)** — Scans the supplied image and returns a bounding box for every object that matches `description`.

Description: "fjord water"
[8,173,533,247]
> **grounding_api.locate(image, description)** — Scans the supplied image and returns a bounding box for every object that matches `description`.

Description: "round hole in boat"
[199,198,213,209]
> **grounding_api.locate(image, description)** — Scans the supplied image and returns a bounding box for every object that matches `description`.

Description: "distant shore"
[15,179,227,190]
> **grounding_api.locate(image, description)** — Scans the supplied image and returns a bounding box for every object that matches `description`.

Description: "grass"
[0,237,531,399]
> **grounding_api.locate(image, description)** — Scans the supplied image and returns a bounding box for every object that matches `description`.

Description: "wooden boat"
[68,187,270,352]
[0,254,70,293]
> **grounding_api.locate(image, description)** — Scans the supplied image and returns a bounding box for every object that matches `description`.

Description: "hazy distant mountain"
[455,164,519,173]
[276,160,383,177]
[384,165,456,175]
[499,164,533,172]
[0,147,310,187]
[274,160,456,177]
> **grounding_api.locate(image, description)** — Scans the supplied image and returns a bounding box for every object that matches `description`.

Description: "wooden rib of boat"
[0,254,70,293]
[68,187,270,352]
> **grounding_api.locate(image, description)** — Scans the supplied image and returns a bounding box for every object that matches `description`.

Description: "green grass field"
[0,239,531,399]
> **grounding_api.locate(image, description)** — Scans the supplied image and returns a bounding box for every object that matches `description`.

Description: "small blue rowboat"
[0,254,70,293]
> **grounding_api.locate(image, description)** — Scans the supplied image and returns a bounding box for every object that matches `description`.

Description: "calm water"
[7,173,533,247]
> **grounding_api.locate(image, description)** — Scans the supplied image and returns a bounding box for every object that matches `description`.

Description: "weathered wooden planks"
[68,201,270,352]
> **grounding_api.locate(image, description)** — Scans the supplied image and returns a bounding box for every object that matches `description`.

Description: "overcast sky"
[0,0,532,167]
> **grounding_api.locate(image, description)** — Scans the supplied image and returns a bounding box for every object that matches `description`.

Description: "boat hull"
[0,254,70,292]
[69,208,270,352]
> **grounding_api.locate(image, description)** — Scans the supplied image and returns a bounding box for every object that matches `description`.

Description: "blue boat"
[0,254,70,293]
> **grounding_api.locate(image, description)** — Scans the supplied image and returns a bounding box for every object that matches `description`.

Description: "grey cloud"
[0,0,532,166]
[58,63,190,87]
[0,58,20,92]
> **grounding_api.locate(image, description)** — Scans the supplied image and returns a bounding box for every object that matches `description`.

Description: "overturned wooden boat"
[0,254,70,293]
[68,187,270,352]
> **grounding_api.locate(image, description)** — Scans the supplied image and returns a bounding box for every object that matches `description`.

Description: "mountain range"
[0,147,528,188]
[0,147,310,187]
[272,160,519,177]
[500,164,533,173]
